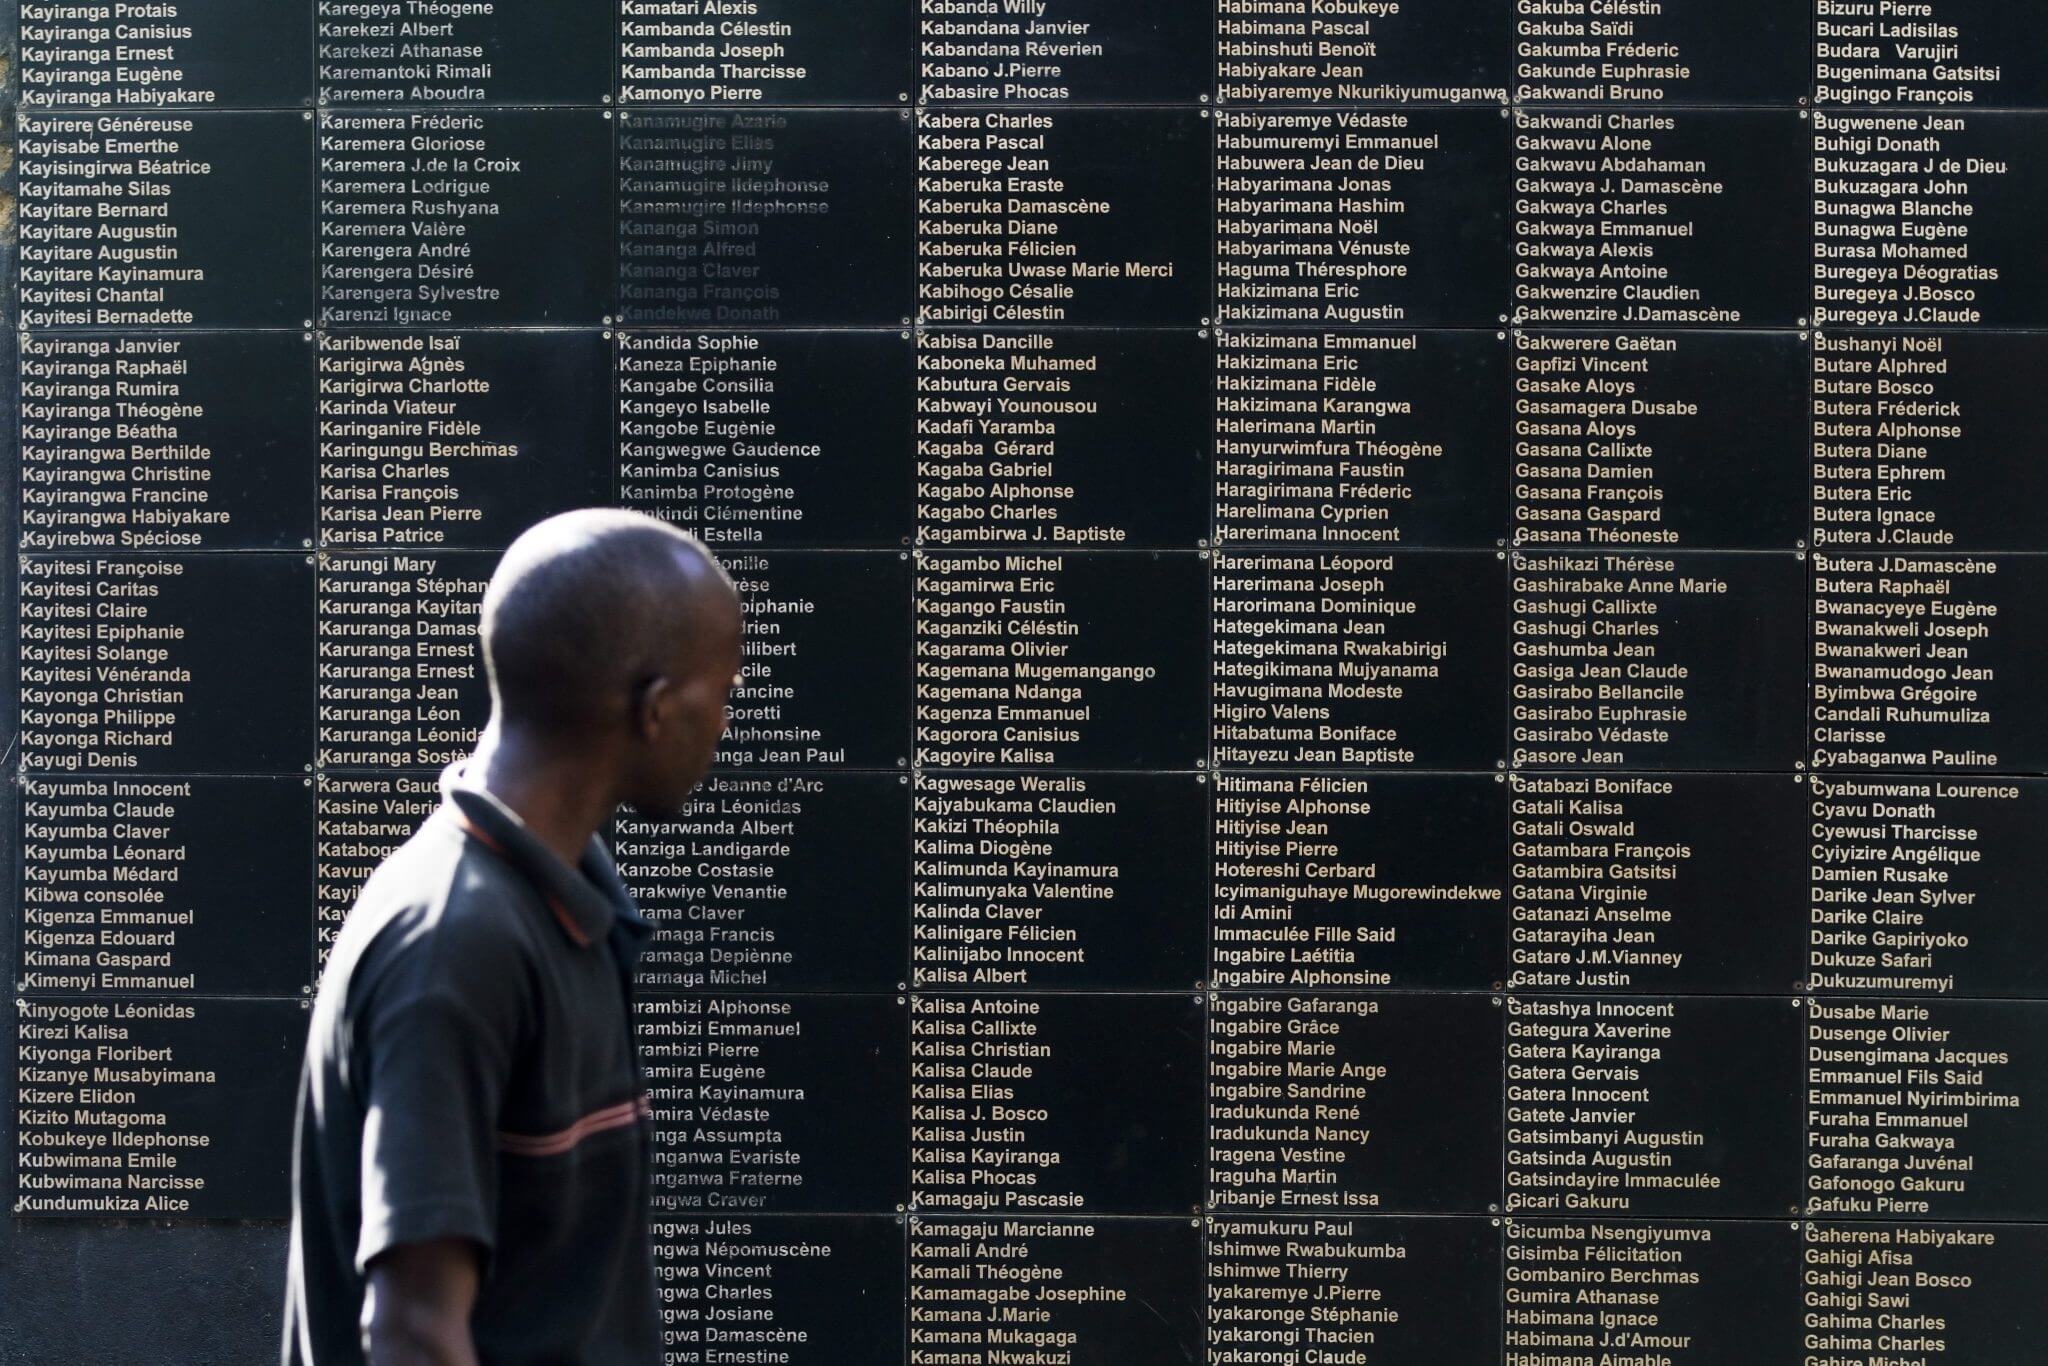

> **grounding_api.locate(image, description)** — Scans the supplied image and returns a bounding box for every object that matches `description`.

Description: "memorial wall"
[7,0,2048,1360]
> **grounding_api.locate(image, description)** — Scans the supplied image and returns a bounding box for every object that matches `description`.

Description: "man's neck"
[466,724,617,869]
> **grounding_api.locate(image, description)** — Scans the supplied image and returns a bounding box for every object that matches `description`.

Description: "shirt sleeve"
[354,987,513,1274]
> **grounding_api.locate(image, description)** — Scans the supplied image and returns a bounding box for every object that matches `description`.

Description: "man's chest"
[499,945,644,1142]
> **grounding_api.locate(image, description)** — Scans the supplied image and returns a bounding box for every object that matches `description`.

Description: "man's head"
[479,509,743,815]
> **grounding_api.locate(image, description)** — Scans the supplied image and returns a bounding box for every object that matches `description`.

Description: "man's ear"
[633,674,675,742]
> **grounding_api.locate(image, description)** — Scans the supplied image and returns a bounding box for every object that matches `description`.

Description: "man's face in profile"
[631,604,744,817]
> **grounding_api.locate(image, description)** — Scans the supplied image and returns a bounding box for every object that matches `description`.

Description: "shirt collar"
[437,761,653,956]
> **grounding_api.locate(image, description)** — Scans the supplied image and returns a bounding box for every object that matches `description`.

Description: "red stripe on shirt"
[497,1095,652,1157]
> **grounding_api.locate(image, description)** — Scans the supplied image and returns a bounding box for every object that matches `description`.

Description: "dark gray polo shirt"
[284,763,660,1365]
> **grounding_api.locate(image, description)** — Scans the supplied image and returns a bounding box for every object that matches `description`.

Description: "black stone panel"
[641,993,910,1215]
[21,331,317,552]
[21,0,312,108]
[620,772,912,993]
[19,111,313,329]
[20,552,317,775]
[910,993,1204,1217]
[319,108,613,327]
[621,329,916,548]
[13,997,306,1220]
[618,109,914,327]
[1209,991,1503,1215]
[650,1214,906,1366]
[19,775,315,996]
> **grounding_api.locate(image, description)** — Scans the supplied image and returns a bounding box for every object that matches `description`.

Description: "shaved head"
[480,509,739,737]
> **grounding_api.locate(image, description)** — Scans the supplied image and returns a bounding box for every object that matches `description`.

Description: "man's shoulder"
[325,817,546,1024]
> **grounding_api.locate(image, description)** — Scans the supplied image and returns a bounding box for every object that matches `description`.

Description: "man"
[284,509,744,1365]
